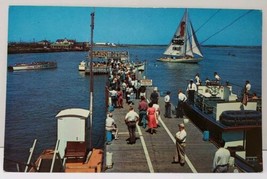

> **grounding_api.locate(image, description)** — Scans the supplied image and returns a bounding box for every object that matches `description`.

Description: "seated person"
[105,113,119,140]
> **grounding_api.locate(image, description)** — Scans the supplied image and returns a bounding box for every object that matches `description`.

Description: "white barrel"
[106,152,113,168]
[228,156,235,167]
[183,118,189,124]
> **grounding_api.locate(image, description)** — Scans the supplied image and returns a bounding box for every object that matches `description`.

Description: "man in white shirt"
[105,113,119,140]
[245,80,251,94]
[173,123,187,166]
[109,88,118,108]
[214,72,221,82]
[164,91,172,118]
[186,79,197,104]
[125,105,139,144]
[176,90,187,118]
[212,140,230,172]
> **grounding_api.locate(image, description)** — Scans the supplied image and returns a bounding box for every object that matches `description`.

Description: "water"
[4,46,261,171]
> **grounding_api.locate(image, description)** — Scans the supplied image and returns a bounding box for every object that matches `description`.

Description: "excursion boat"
[78,51,130,74]
[8,61,57,71]
[79,60,110,74]
[183,81,262,172]
[157,9,203,63]
[79,51,145,74]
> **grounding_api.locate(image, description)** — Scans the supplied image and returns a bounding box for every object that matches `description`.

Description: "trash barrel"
[108,105,114,112]
[106,152,113,169]
[203,130,209,141]
[106,131,112,142]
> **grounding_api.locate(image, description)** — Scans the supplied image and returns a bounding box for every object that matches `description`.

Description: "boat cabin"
[196,85,258,120]
[184,83,262,172]
[56,108,90,160]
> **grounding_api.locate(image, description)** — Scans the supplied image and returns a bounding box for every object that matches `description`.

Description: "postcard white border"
[0,0,266,178]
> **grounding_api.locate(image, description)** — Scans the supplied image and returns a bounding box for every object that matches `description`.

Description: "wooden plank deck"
[105,86,220,173]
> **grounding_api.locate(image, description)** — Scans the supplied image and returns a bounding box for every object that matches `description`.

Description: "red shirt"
[138,100,148,111]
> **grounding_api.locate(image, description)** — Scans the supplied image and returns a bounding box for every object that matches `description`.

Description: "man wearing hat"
[150,87,159,104]
[164,91,172,118]
[105,113,119,140]
[186,79,197,105]
[173,123,187,166]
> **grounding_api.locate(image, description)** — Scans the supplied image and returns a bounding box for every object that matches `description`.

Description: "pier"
[104,86,234,173]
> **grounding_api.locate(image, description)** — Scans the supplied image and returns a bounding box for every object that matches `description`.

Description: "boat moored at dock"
[78,50,146,74]
[78,50,130,75]
[25,108,103,173]
[79,60,111,74]
[8,61,57,71]
[183,81,262,172]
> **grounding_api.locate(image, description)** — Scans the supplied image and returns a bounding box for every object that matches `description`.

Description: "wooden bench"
[65,141,87,160]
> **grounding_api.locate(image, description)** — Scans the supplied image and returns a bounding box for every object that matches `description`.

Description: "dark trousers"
[165,102,171,117]
[176,101,184,118]
[122,89,126,99]
[188,90,195,104]
[139,111,147,128]
[111,96,117,107]
[127,121,137,144]
[213,164,229,173]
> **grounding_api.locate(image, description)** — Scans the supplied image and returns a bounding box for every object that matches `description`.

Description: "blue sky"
[8,6,262,46]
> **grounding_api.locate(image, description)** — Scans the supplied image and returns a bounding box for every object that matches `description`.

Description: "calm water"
[4,46,262,171]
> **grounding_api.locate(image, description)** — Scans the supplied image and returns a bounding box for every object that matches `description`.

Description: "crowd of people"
[107,57,146,108]
[105,67,258,172]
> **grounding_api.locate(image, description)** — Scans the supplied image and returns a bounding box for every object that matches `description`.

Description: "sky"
[8,6,262,46]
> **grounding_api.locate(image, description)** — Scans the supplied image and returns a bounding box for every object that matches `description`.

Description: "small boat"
[133,62,145,71]
[183,81,262,172]
[78,60,87,71]
[8,61,57,71]
[157,9,203,63]
[25,108,103,173]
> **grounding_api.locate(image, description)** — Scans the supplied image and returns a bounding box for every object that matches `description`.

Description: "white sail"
[163,10,187,57]
[185,42,193,57]
[189,21,203,57]
[160,9,203,63]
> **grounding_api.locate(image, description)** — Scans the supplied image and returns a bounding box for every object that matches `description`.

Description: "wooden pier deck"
[105,87,221,173]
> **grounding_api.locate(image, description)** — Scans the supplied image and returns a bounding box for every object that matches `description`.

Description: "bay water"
[4,45,261,171]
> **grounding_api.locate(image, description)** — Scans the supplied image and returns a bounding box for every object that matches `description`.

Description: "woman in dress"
[117,87,123,108]
[147,102,157,134]
[152,102,161,127]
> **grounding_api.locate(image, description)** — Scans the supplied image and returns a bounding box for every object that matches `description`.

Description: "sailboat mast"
[89,12,95,149]
[184,9,190,57]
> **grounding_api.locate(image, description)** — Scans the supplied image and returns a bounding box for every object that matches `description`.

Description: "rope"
[183,9,254,55]
[200,10,254,45]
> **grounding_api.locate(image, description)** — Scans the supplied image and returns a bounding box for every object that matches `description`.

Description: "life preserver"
[209,86,219,96]
[220,110,261,126]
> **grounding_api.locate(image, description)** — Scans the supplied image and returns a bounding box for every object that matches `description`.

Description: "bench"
[65,141,87,160]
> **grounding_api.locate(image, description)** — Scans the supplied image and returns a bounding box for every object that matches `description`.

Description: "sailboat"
[157,9,203,63]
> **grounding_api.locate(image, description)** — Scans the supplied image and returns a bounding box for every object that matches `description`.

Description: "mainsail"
[162,9,203,61]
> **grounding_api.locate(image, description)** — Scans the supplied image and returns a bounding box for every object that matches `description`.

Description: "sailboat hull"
[157,57,203,63]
